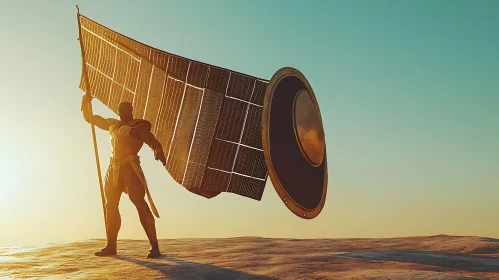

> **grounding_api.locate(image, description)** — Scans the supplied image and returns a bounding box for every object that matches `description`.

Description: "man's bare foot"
[147,246,161,258]
[94,245,117,256]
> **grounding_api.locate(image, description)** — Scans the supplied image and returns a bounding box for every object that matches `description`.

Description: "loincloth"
[109,155,160,218]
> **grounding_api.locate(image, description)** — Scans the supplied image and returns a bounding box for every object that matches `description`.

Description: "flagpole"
[76,5,107,235]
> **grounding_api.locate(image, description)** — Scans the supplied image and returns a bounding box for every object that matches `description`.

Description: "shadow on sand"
[340,250,499,272]
[481,237,499,243]
[116,255,276,280]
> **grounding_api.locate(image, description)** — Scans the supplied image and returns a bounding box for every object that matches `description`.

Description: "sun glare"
[0,156,19,206]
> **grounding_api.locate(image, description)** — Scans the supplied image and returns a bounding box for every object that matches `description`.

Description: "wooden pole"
[76,5,107,235]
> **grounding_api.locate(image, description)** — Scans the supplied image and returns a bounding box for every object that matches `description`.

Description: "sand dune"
[1,235,498,279]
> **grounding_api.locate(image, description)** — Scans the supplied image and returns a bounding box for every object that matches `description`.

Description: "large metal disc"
[262,67,327,219]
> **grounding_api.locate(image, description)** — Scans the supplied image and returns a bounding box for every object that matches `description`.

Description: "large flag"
[78,14,268,200]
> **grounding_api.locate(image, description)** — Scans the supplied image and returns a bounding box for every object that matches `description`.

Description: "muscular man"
[81,94,166,258]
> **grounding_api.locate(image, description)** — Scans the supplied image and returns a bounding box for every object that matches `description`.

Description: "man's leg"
[95,166,124,256]
[121,163,161,258]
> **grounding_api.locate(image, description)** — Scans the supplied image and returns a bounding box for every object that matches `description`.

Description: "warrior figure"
[81,94,166,258]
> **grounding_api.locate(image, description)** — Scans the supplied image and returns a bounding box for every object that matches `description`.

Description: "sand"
[1,235,498,279]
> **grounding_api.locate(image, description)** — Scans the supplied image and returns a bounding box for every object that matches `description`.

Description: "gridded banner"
[79,15,268,200]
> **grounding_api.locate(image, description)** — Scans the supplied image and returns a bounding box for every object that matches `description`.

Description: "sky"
[0,0,498,246]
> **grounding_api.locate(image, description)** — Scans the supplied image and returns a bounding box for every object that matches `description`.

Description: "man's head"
[118,102,133,122]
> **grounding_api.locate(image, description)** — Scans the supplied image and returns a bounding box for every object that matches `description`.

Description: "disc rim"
[262,67,328,219]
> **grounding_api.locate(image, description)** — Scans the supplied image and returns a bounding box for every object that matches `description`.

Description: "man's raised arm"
[80,94,113,131]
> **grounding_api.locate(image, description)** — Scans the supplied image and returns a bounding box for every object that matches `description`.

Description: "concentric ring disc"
[262,67,328,219]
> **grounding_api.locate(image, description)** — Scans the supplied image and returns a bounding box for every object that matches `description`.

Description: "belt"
[110,154,140,167]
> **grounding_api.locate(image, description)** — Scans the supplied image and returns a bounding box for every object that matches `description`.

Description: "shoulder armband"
[106,118,120,130]
[106,118,120,125]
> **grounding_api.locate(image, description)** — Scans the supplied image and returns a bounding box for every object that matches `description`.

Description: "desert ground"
[1,235,498,279]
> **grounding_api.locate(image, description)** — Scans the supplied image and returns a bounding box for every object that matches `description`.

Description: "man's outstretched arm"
[80,94,114,131]
[137,125,166,166]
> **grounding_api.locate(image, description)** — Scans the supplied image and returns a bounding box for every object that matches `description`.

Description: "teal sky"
[0,0,497,246]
